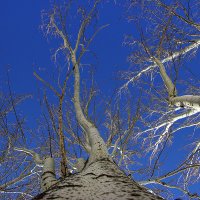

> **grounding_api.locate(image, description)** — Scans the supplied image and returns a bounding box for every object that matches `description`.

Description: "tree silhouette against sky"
[0,0,199,199]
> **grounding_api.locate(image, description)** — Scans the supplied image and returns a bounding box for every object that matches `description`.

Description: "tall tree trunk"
[32,5,165,199]
[71,54,109,164]
[33,159,163,200]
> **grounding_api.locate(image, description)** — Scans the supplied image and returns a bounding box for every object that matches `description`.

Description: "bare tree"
[26,0,163,199]
[0,84,37,199]
[120,0,200,198]
[1,0,200,199]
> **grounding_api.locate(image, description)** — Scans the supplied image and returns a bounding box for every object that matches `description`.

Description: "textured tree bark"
[33,159,164,200]
[58,96,68,178]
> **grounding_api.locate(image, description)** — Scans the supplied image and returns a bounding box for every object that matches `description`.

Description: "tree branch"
[119,39,200,92]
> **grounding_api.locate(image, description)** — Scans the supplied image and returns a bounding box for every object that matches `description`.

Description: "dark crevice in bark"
[55,184,83,189]
[95,174,125,180]
[83,172,96,176]
[130,193,141,196]
[33,192,47,199]
[42,171,56,176]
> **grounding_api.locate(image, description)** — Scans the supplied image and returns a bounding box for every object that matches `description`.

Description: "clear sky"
[0,0,199,199]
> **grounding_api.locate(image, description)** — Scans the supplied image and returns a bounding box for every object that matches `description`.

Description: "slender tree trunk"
[58,96,68,177]
[71,54,109,164]
[33,159,164,200]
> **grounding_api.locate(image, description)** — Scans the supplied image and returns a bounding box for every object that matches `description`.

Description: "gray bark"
[72,54,109,164]
[153,57,177,98]
[41,157,58,192]
[170,95,200,109]
[33,159,164,200]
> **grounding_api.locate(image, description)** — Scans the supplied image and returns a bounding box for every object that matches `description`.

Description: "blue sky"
[0,0,200,199]
[0,1,131,122]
